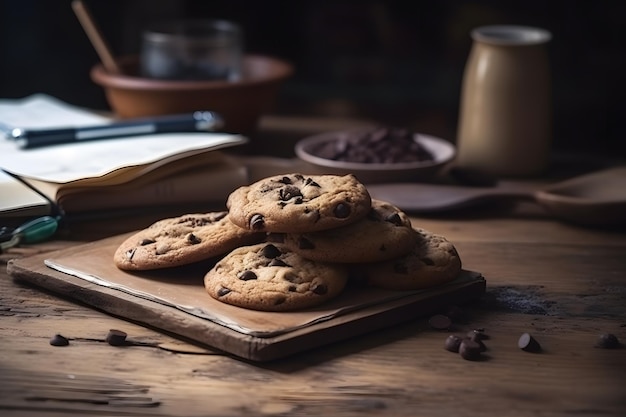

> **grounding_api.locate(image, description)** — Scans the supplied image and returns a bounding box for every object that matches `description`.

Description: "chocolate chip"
[298,237,315,249]
[421,257,435,266]
[125,248,136,260]
[466,333,487,351]
[261,244,281,258]
[186,233,201,244]
[311,126,434,163]
[218,287,231,297]
[459,339,482,360]
[283,272,306,284]
[269,258,289,267]
[50,334,69,346]
[139,238,155,246]
[274,296,286,305]
[385,212,403,226]
[278,176,292,184]
[106,329,128,346]
[518,332,542,353]
[333,203,351,218]
[312,284,328,295]
[305,178,320,187]
[250,214,265,230]
[596,333,620,349]
[279,185,303,201]
[468,329,489,341]
[428,314,452,330]
[238,270,257,281]
[444,334,463,352]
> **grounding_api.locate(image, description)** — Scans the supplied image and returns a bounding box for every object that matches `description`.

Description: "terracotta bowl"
[294,128,456,184]
[90,54,293,135]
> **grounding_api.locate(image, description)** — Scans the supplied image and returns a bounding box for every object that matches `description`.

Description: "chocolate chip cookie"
[358,227,462,290]
[270,199,415,263]
[226,173,372,233]
[204,242,348,311]
[114,212,264,271]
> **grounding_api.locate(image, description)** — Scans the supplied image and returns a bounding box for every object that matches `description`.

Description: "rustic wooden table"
[2,197,625,416]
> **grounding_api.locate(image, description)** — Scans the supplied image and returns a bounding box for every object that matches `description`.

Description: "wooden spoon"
[72,0,121,74]
[367,166,626,226]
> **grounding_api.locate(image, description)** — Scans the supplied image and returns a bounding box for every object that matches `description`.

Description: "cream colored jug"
[456,25,552,177]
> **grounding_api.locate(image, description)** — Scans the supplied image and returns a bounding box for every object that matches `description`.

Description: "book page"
[0,169,51,217]
[0,94,248,184]
[0,132,247,184]
[0,94,109,133]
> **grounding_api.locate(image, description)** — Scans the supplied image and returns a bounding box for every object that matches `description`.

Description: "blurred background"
[0,0,624,155]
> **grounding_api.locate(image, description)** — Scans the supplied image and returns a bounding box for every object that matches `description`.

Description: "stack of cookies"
[114,173,462,312]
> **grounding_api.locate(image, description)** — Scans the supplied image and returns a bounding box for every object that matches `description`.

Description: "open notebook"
[0,95,248,218]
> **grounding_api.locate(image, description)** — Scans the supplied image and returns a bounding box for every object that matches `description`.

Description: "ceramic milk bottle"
[456,25,552,177]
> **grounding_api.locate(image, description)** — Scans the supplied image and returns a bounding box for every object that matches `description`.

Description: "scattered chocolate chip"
[261,244,281,258]
[468,329,489,341]
[139,238,155,246]
[596,333,620,349]
[466,333,487,352]
[125,248,136,260]
[50,334,69,346]
[444,334,463,352]
[518,332,542,353]
[238,270,257,281]
[459,339,482,360]
[250,214,265,230]
[106,329,128,346]
[428,314,452,330]
[278,176,292,184]
[333,203,351,218]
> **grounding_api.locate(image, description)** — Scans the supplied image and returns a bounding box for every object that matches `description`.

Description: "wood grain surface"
[2,209,626,417]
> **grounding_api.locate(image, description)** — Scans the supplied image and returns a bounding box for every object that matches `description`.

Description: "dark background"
[0,0,624,155]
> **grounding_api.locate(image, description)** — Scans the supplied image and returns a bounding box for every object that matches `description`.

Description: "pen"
[8,111,224,149]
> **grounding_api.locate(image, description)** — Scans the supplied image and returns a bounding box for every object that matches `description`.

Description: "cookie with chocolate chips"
[204,242,348,311]
[226,173,372,233]
[114,212,264,271]
[357,227,462,290]
[270,199,415,263]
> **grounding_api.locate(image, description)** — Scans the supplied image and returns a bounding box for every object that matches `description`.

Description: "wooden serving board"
[7,234,486,362]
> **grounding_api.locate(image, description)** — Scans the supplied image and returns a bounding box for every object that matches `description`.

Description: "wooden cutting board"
[7,234,486,362]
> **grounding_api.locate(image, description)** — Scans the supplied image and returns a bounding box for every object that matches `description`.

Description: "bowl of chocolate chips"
[295,126,456,183]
